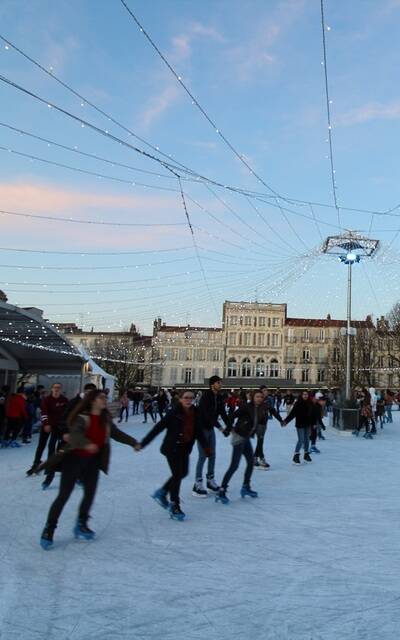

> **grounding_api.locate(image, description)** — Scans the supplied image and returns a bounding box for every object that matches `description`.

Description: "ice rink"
[1,411,400,640]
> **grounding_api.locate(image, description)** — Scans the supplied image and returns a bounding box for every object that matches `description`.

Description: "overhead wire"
[319,0,341,229]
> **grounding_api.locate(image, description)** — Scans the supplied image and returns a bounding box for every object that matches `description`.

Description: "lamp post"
[322,233,379,400]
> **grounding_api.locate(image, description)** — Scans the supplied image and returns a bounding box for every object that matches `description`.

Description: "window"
[179,348,188,361]
[193,348,206,361]
[257,334,265,347]
[212,368,220,376]
[378,355,384,367]
[272,317,280,327]
[253,333,257,346]
[302,349,310,362]
[271,333,280,347]
[259,317,266,327]
[319,329,325,341]
[333,347,340,363]
[302,369,309,382]
[229,316,238,326]
[170,367,178,384]
[198,367,205,383]
[227,358,237,377]
[244,316,252,326]
[241,358,252,377]
[286,368,293,380]
[244,333,251,346]
[171,348,178,361]
[269,359,279,378]
[255,358,266,377]
[184,368,192,384]
[287,328,295,343]
[317,369,325,383]
[286,348,295,363]
[228,332,236,346]
[239,333,243,346]
[208,349,221,362]
[304,329,310,340]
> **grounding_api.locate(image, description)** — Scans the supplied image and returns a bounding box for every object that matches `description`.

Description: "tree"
[91,335,150,392]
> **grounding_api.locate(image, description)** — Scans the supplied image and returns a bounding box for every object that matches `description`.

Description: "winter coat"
[41,394,69,432]
[5,393,28,419]
[140,404,207,456]
[44,413,137,474]
[225,403,269,439]
[198,389,228,431]
[285,399,315,428]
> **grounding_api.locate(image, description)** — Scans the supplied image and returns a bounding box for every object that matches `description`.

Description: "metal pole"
[346,261,352,400]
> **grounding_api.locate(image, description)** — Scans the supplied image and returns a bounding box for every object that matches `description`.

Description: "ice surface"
[1,412,400,640]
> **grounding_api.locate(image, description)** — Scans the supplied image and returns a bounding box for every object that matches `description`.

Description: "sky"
[1,0,400,334]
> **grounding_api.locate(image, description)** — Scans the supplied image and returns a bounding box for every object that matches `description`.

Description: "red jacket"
[6,394,28,419]
[41,394,69,430]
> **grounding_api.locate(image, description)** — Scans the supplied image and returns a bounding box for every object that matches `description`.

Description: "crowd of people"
[0,378,398,548]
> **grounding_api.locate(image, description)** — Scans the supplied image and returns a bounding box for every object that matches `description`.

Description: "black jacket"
[198,389,228,431]
[225,403,267,439]
[140,405,207,456]
[285,399,315,428]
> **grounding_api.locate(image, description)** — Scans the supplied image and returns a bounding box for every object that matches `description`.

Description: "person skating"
[193,375,228,497]
[27,383,68,486]
[310,395,326,454]
[142,390,156,424]
[155,388,169,419]
[283,390,315,464]
[254,386,284,469]
[216,390,268,504]
[2,386,27,447]
[39,389,138,549]
[118,391,129,423]
[136,390,210,521]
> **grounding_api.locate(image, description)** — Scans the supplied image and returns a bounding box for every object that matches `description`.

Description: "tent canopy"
[0,302,84,374]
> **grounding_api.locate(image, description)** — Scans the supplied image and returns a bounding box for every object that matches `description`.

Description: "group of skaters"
[1,377,396,550]
[351,387,398,438]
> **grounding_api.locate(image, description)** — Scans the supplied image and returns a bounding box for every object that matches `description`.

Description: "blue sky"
[1,0,400,333]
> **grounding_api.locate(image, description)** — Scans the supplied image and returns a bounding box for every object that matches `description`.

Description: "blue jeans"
[385,405,393,423]
[295,427,310,454]
[222,439,254,489]
[195,429,216,481]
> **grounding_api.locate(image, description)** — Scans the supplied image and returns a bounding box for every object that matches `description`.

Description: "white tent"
[78,345,117,399]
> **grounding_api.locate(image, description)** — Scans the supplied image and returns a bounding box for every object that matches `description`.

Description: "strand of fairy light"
[320,0,341,230]
[2,35,400,217]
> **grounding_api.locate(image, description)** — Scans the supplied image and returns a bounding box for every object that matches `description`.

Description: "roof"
[285,317,375,329]
[0,302,84,373]
[157,325,223,333]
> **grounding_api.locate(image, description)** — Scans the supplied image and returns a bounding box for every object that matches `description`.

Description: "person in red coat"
[27,382,68,485]
[2,386,28,447]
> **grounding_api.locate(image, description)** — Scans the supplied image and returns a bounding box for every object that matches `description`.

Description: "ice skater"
[26,383,68,483]
[254,386,284,468]
[192,375,228,497]
[215,390,268,504]
[283,390,314,464]
[39,389,138,550]
[136,389,210,521]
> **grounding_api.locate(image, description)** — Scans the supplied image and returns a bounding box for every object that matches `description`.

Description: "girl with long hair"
[40,389,138,549]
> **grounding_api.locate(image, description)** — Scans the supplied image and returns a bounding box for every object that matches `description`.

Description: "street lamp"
[322,232,379,400]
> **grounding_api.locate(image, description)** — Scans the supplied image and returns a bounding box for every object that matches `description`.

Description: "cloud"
[0,181,177,213]
[0,181,191,249]
[140,84,180,128]
[140,22,225,128]
[338,101,400,125]
[225,23,280,81]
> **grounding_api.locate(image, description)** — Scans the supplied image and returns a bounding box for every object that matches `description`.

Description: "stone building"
[151,318,224,388]
[56,322,152,386]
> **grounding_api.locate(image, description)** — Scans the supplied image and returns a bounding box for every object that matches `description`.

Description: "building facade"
[56,302,390,390]
[151,319,224,388]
